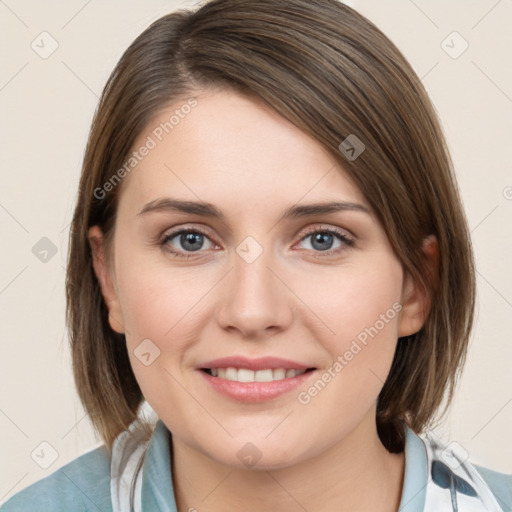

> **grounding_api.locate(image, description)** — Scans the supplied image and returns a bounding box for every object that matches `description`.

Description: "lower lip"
[198,369,316,402]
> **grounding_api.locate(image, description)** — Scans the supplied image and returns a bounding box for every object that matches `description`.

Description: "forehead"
[117,89,369,217]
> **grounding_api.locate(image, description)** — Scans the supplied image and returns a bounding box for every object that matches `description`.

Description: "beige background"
[1,0,511,504]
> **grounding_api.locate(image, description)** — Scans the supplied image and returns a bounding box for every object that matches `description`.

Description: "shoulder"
[473,463,512,512]
[0,445,113,512]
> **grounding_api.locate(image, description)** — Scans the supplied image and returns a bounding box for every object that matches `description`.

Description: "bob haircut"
[66,0,475,455]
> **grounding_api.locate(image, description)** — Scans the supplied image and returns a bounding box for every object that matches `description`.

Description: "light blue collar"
[398,424,428,511]
[141,420,177,512]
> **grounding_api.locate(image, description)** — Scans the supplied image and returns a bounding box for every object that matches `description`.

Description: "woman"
[2,0,511,511]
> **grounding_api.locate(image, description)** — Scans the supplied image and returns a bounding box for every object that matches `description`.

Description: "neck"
[171,413,405,512]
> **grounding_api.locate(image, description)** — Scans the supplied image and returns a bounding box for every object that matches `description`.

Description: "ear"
[398,235,439,337]
[88,225,125,334]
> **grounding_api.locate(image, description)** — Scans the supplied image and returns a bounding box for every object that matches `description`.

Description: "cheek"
[113,228,186,333]
[294,258,404,396]
[292,259,404,419]
[113,247,217,359]
[113,258,208,417]
[296,258,403,344]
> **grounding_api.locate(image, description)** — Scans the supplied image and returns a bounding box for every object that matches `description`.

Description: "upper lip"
[199,356,314,371]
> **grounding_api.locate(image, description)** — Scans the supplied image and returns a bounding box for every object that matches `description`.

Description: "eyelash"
[158,225,355,260]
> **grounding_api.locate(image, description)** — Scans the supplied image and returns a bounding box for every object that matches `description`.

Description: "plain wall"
[1,0,511,504]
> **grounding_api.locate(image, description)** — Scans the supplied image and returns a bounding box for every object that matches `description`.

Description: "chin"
[201,435,305,471]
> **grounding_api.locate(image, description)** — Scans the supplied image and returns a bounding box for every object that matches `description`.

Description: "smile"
[197,356,318,402]
[202,367,311,382]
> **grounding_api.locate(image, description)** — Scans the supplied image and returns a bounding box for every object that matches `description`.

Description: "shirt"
[1,418,511,511]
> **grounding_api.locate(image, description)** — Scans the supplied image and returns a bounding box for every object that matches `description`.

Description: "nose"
[214,245,294,339]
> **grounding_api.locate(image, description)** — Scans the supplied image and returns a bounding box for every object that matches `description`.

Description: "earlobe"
[398,235,438,338]
[88,226,125,334]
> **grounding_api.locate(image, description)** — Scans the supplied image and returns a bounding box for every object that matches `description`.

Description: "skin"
[90,89,435,512]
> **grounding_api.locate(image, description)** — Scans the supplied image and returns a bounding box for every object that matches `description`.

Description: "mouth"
[197,356,318,402]
[200,367,316,382]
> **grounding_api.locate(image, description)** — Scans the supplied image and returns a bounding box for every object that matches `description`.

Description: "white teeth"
[225,367,237,381]
[272,368,286,380]
[255,369,273,382]
[238,369,255,382]
[208,367,307,382]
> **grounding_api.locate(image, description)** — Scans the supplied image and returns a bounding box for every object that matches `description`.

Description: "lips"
[197,356,317,402]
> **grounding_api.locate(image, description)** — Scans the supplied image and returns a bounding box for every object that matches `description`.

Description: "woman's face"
[91,89,426,469]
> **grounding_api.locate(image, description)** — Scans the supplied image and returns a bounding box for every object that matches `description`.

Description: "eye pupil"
[181,232,203,251]
[311,232,334,251]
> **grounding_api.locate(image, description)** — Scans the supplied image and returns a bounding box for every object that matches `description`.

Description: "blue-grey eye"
[299,229,352,252]
[310,232,335,251]
[163,230,215,253]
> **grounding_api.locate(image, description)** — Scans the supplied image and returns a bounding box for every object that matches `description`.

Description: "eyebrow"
[137,198,371,222]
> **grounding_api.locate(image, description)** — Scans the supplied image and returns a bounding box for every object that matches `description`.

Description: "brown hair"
[66,0,475,455]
